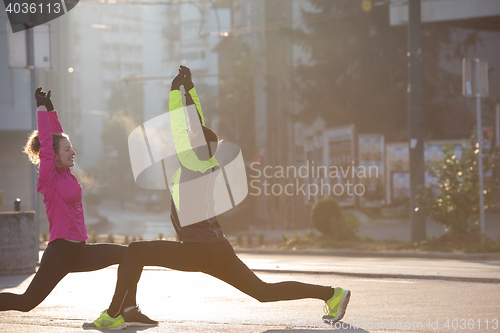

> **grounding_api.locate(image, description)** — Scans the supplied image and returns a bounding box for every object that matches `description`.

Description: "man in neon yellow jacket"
[84,66,350,330]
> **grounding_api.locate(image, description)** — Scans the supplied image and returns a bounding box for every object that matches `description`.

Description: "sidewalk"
[236,251,500,284]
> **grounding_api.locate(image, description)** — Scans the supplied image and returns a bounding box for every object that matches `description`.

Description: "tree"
[91,82,145,204]
[214,34,258,232]
[216,35,256,157]
[417,132,498,234]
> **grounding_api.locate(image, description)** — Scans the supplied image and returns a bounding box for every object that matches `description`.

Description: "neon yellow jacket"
[169,87,219,210]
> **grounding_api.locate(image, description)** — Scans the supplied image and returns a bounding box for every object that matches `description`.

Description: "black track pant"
[0,239,133,312]
[107,240,334,316]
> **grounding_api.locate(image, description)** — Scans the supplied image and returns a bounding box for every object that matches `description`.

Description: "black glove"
[180,65,194,92]
[34,87,54,111]
[171,69,185,91]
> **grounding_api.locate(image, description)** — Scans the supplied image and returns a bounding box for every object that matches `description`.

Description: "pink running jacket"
[37,110,88,243]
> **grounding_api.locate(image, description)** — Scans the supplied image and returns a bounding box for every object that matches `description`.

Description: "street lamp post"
[462,58,489,245]
[408,0,426,241]
[28,25,40,263]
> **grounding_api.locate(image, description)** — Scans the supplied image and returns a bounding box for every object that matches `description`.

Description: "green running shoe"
[82,310,126,330]
[322,287,351,323]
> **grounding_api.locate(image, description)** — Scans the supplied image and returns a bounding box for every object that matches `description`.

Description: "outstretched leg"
[203,242,349,323]
[203,243,335,302]
[0,239,80,312]
[208,259,334,302]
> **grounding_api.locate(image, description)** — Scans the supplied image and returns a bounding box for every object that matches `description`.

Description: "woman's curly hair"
[23,130,69,165]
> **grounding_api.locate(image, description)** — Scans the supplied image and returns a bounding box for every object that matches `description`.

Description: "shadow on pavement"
[265,330,368,332]
[82,328,155,332]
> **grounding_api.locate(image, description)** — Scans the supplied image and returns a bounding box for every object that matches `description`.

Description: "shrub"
[310,197,341,236]
[417,133,498,234]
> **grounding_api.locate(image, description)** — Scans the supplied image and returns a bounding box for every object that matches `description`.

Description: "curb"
[235,248,500,261]
[250,269,500,284]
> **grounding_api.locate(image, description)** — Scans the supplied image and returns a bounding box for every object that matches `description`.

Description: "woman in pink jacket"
[0,88,156,327]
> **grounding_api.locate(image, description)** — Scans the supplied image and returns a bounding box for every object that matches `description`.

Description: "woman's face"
[55,138,76,169]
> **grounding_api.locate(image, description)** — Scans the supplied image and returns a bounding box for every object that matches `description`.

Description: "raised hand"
[171,69,185,91]
[34,87,54,111]
[180,65,194,92]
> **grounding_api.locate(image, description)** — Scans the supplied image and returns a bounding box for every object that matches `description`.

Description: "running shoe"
[123,305,159,327]
[322,287,351,323]
[82,310,126,330]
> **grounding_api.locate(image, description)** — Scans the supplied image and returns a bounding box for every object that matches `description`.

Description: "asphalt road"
[1,253,499,332]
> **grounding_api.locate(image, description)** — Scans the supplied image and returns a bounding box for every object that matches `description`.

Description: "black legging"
[107,240,334,316]
[0,238,133,312]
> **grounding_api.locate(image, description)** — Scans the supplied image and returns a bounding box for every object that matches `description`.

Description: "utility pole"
[496,104,500,148]
[265,1,279,229]
[264,0,292,229]
[462,58,489,245]
[8,19,39,263]
[28,26,39,263]
[407,0,426,241]
[475,73,486,246]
